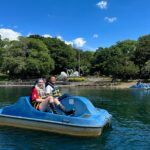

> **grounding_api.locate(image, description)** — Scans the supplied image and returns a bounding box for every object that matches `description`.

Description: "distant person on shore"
[31,78,57,113]
[45,75,75,115]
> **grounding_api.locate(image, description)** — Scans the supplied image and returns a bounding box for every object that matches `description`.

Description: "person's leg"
[54,98,61,105]
[39,97,57,113]
[58,93,70,101]
[48,96,57,114]
[38,99,50,112]
[54,98,75,115]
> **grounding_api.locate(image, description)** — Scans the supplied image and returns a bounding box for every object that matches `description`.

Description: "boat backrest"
[61,96,98,117]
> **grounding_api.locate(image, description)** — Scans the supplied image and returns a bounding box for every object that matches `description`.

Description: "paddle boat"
[0,96,112,137]
[130,82,150,90]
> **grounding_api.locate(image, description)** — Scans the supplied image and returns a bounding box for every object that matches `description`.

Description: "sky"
[0,0,150,51]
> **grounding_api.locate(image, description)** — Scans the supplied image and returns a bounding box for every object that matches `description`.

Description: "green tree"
[111,40,138,79]
[0,38,5,71]
[80,50,94,75]
[134,34,150,77]
[29,35,77,74]
[1,38,54,78]
[91,40,138,79]
[0,37,4,48]
[2,56,26,77]
[145,60,150,76]
[91,47,122,77]
[1,40,26,77]
[115,40,137,56]
[25,38,54,77]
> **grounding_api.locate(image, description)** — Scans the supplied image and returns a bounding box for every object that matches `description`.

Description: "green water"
[0,87,150,150]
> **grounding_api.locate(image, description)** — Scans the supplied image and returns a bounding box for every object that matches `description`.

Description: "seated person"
[137,80,142,86]
[45,75,75,115]
[31,78,57,113]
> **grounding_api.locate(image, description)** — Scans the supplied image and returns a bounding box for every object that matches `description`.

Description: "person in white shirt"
[45,76,75,115]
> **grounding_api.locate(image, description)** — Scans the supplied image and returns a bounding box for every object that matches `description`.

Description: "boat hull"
[0,96,112,137]
[0,114,107,137]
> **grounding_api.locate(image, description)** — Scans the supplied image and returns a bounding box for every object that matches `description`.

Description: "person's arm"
[31,88,45,102]
[35,98,45,102]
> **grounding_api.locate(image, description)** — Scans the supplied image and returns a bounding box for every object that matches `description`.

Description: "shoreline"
[0,81,137,89]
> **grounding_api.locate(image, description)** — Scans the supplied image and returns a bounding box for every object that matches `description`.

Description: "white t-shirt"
[45,85,53,95]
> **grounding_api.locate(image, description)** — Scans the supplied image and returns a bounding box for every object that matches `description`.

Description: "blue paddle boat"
[130,82,150,90]
[0,96,112,137]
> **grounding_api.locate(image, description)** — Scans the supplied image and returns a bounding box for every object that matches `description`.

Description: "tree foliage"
[133,34,150,77]
[29,35,77,74]
[80,50,94,75]
[1,37,54,78]
[0,34,149,79]
[91,40,138,79]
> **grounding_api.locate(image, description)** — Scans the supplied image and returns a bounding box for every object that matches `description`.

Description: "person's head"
[49,76,56,84]
[37,78,44,88]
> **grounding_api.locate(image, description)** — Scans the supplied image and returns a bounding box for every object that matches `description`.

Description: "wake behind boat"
[0,96,112,137]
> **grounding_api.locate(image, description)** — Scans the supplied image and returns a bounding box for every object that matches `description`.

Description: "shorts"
[31,100,41,110]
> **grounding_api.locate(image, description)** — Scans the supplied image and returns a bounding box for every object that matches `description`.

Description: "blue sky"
[0,0,150,50]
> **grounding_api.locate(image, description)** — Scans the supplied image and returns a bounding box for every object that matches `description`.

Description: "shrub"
[67,77,85,82]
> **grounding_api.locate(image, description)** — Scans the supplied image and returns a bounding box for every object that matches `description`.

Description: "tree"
[91,40,138,79]
[1,38,54,78]
[2,56,26,78]
[145,60,150,77]
[1,40,26,77]
[115,40,137,56]
[134,34,150,77]
[25,38,54,77]
[0,37,4,48]
[80,50,94,75]
[29,35,77,74]
[0,38,5,72]
[111,40,138,79]
[91,47,122,77]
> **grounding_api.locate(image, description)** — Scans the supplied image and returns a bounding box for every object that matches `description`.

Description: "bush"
[0,73,9,81]
[67,77,85,82]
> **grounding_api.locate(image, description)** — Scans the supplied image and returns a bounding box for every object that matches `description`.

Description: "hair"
[32,78,43,87]
[47,75,56,82]
[37,78,44,83]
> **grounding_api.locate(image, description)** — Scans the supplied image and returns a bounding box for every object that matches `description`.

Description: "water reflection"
[130,89,150,99]
[0,87,31,107]
[0,126,111,150]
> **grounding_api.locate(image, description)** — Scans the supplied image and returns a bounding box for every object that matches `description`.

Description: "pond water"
[0,87,150,150]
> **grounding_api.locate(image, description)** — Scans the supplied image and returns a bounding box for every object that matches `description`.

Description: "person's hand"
[41,96,46,99]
